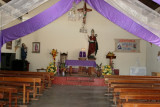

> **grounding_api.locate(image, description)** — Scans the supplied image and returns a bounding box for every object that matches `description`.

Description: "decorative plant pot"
[62,71,65,76]
[97,70,101,77]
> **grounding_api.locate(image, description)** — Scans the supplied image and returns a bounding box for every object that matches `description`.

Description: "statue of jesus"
[88,29,98,59]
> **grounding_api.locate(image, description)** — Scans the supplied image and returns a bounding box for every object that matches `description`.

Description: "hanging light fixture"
[68,0,87,33]
[68,2,77,21]
[68,1,83,21]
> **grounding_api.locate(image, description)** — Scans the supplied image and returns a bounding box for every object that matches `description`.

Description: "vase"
[97,70,101,77]
[62,71,65,76]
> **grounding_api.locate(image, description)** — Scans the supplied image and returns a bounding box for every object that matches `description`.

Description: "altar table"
[65,60,96,76]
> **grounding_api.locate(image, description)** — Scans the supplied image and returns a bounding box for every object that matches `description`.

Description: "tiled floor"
[28,85,113,107]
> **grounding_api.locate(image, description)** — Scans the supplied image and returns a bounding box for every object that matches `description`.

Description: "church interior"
[0,0,160,107]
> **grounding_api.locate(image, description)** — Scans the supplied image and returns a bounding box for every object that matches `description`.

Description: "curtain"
[153,0,160,5]
[0,0,79,61]
[0,0,49,27]
[86,0,160,46]
[104,0,160,37]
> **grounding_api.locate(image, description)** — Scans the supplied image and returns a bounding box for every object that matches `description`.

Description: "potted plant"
[96,63,102,77]
[47,49,58,74]
[47,62,57,74]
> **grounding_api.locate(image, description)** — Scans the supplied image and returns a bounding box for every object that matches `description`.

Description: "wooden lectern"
[106,56,116,68]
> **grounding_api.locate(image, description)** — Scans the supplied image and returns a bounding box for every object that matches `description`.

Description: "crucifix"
[77,2,92,25]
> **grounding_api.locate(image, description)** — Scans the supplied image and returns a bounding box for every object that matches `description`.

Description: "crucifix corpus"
[77,2,92,25]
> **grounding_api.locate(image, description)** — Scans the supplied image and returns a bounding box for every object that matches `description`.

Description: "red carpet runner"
[52,76,107,86]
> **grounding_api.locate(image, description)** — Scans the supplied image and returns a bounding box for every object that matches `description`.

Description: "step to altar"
[66,76,94,82]
[52,76,107,86]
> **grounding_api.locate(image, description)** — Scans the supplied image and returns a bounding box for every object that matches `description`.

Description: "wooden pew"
[108,79,160,85]
[0,93,4,107]
[0,77,41,104]
[0,70,54,88]
[119,92,160,101]
[0,74,45,92]
[104,75,160,106]
[0,93,6,107]
[0,71,54,106]
[110,83,160,88]
[105,75,160,93]
[0,81,31,104]
[0,86,18,107]
[112,87,160,105]
[123,102,160,107]
[107,79,160,95]
[105,75,160,79]
[0,93,3,99]
[0,101,6,107]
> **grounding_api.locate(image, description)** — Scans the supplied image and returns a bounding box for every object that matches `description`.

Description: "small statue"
[88,29,98,59]
[21,43,27,60]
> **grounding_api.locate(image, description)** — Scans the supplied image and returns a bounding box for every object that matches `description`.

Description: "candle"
[79,51,82,57]
[83,51,86,57]
[79,48,86,58]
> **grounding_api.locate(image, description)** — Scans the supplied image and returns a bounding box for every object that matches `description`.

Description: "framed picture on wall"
[6,41,12,49]
[32,42,40,53]
[115,39,140,53]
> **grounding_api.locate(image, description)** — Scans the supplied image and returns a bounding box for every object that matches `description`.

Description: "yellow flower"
[102,66,104,69]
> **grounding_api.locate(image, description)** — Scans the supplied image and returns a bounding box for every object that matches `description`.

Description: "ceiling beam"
[0,0,6,6]
[2,0,11,3]
[139,0,160,10]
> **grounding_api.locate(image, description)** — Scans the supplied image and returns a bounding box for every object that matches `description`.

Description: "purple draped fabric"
[1,0,160,62]
[86,0,160,45]
[0,0,80,61]
[152,0,160,5]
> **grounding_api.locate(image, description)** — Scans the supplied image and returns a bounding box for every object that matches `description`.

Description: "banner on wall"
[115,39,140,53]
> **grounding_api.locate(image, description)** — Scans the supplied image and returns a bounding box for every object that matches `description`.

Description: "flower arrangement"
[107,52,115,57]
[47,49,58,74]
[102,65,112,75]
[96,63,102,77]
[50,49,58,66]
[47,62,57,74]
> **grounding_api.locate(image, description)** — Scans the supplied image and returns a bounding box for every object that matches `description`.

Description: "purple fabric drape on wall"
[152,0,160,5]
[0,0,80,61]
[86,0,160,46]
[1,0,160,62]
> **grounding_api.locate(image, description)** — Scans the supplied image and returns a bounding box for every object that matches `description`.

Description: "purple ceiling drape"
[0,0,80,61]
[152,0,160,5]
[86,0,160,46]
[1,0,160,62]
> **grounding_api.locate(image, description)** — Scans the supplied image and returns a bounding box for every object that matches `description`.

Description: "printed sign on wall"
[115,39,140,53]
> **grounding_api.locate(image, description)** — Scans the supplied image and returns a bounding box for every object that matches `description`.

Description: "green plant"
[96,63,102,72]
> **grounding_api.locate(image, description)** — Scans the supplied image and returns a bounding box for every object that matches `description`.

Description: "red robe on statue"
[88,36,97,58]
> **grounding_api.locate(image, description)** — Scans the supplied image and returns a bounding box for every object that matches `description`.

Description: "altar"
[65,60,96,76]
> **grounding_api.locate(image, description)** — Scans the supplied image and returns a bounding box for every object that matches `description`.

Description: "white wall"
[20,0,147,74]
[146,43,160,75]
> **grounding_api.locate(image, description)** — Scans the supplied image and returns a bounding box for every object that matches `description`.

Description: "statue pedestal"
[78,57,87,60]
[88,58,96,76]
[78,57,87,73]
[88,58,96,61]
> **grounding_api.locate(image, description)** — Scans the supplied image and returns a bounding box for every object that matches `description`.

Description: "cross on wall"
[77,2,92,25]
